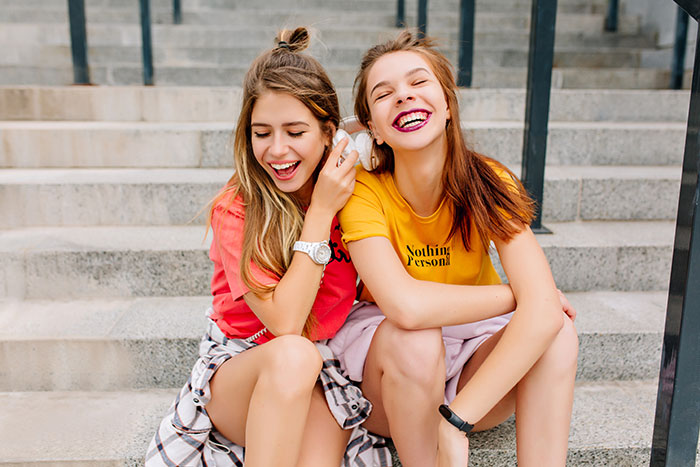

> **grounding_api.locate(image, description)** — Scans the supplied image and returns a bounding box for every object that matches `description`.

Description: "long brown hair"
[353,30,534,251]
[206,27,340,336]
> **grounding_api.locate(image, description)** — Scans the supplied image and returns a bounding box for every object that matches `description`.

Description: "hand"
[309,137,359,217]
[557,289,576,322]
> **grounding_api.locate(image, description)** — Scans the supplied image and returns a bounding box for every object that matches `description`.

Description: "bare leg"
[296,382,352,467]
[438,315,578,467]
[515,316,578,466]
[205,335,323,467]
[360,320,445,467]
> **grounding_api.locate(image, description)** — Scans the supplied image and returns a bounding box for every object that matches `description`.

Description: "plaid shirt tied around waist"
[146,318,392,466]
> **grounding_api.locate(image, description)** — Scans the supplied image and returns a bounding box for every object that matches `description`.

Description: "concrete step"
[0,120,685,168]
[0,166,681,228]
[1,87,690,123]
[0,291,666,391]
[0,221,674,300]
[0,11,640,35]
[1,43,658,71]
[2,63,687,89]
[5,381,696,466]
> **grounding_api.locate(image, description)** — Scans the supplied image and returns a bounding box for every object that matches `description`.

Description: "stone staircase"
[1,0,699,465]
[0,0,693,89]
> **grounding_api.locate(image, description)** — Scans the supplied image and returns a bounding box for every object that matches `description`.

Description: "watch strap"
[438,404,474,435]
[293,240,330,265]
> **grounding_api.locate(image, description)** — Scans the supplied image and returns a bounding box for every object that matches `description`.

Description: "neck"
[392,133,447,217]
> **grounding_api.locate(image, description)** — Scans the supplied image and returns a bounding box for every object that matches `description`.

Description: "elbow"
[383,300,424,330]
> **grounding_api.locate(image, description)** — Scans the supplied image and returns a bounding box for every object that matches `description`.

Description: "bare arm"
[449,225,563,423]
[243,142,359,336]
[347,236,516,329]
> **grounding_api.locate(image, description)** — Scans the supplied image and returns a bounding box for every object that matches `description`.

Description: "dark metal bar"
[396,0,406,28]
[417,0,428,38]
[674,0,700,20]
[670,7,689,90]
[139,0,154,86]
[521,0,557,234]
[173,0,182,24]
[457,0,475,87]
[67,0,90,84]
[605,0,618,32]
[650,24,700,467]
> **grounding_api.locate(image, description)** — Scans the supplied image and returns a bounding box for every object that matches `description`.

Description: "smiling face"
[250,91,329,203]
[365,51,450,154]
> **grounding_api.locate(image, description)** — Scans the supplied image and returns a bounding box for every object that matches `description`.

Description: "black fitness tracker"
[438,404,474,435]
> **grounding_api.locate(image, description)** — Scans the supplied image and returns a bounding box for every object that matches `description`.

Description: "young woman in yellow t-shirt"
[329,31,578,466]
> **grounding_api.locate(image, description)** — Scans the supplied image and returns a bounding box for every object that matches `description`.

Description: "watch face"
[315,243,332,264]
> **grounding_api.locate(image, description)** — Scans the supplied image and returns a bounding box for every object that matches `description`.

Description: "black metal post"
[417,0,428,38]
[67,0,90,84]
[670,7,689,90]
[521,0,557,234]
[396,0,406,28]
[457,0,475,87]
[650,24,700,467]
[173,0,182,24]
[605,0,618,32]
[139,0,154,85]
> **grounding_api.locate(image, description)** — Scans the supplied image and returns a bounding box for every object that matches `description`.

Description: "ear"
[368,121,384,145]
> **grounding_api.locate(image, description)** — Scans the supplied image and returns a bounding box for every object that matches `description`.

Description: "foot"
[437,420,469,467]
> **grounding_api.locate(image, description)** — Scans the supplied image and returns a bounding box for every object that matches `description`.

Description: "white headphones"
[332,117,378,171]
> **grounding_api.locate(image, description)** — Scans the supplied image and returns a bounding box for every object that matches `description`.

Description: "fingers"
[337,149,360,171]
[325,136,349,171]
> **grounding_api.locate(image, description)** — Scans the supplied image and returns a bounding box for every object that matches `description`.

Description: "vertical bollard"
[670,7,689,89]
[140,0,154,85]
[417,0,428,38]
[457,0,475,87]
[67,0,90,84]
[521,0,558,233]
[396,0,406,28]
[650,18,700,467]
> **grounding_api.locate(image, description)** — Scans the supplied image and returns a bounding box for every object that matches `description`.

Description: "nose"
[395,85,415,105]
[269,132,288,158]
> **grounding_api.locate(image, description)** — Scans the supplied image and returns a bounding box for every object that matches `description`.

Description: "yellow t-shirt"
[339,167,502,302]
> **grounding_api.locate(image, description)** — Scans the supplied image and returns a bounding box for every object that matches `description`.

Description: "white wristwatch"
[293,240,332,265]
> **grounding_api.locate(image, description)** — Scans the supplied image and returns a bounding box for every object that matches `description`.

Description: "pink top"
[208,194,357,344]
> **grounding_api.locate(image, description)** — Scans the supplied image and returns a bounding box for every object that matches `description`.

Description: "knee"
[544,315,579,374]
[377,321,444,386]
[260,335,322,395]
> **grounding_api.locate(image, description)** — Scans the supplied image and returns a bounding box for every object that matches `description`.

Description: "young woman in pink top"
[329,31,579,466]
[146,28,392,466]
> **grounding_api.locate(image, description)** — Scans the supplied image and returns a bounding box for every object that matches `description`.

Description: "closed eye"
[253,132,270,138]
[375,91,391,102]
[288,131,305,137]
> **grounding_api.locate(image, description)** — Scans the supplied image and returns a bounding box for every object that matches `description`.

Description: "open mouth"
[270,161,300,180]
[392,109,431,132]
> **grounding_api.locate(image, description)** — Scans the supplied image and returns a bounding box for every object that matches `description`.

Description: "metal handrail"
[67,0,90,84]
[520,0,558,234]
[605,0,618,32]
[417,0,428,38]
[396,0,406,28]
[456,0,475,87]
[139,0,154,85]
[67,0,181,86]
[651,5,700,465]
[670,6,690,89]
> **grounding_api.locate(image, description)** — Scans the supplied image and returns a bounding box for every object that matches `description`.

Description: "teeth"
[397,111,428,128]
[271,162,297,170]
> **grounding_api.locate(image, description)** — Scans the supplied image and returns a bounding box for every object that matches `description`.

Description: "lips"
[392,109,431,133]
[269,161,300,180]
